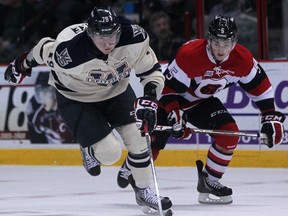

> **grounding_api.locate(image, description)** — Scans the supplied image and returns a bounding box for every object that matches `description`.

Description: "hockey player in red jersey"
[118,15,286,204]
[4,6,172,215]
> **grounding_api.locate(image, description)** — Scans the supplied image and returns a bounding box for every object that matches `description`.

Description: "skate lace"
[84,155,99,169]
[141,188,158,205]
[119,166,131,180]
[206,178,225,190]
[81,147,99,169]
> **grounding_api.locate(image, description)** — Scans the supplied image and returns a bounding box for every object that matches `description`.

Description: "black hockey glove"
[134,82,158,135]
[261,111,286,148]
[4,52,32,84]
[135,97,158,135]
[167,109,191,140]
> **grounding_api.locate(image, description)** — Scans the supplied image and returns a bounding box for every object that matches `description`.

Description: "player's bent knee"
[116,123,148,154]
[91,133,122,165]
[215,122,239,150]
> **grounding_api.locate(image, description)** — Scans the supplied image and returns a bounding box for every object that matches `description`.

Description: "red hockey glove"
[4,52,32,84]
[135,97,158,135]
[261,111,286,148]
[167,109,191,140]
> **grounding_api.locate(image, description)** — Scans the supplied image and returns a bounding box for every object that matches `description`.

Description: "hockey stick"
[143,121,164,216]
[154,125,267,139]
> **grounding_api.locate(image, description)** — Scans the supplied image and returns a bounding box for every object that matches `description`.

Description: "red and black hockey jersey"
[160,39,275,114]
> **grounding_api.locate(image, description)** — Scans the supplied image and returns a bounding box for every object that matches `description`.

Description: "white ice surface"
[0,166,287,216]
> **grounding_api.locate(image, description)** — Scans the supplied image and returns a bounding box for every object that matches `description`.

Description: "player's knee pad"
[115,123,148,154]
[91,132,122,165]
[214,122,239,150]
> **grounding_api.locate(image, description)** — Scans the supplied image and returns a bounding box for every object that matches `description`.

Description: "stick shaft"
[143,122,164,216]
[154,125,267,139]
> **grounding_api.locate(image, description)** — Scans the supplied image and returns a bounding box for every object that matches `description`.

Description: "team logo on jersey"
[204,66,234,78]
[56,48,72,67]
[131,25,146,39]
[214,66,234,77]
[87,63,130,87]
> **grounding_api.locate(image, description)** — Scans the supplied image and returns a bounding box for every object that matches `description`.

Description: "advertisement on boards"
[0,62,287,147]
[0,66,76,145]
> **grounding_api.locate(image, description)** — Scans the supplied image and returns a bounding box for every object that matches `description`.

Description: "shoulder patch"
[131,25,146,39]
[54,32,96,69]
[117,21,148,47]
[55,48,72,67]
[70,24,88,34]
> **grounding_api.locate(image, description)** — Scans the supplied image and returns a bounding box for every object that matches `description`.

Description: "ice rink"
[0,165,287,216]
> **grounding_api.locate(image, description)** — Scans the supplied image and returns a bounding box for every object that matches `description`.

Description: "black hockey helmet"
[208,15,238,41]
[87,7,121,36]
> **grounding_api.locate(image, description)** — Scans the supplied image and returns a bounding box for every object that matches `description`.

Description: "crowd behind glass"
[0,0,287,64]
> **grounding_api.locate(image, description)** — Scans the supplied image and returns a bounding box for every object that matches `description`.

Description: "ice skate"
[135,186,173,215]
[117,160,131,188]
[80,146,101,176]
[196,160,233,204]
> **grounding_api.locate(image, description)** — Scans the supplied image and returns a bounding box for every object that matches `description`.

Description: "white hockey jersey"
[30,18,164,102]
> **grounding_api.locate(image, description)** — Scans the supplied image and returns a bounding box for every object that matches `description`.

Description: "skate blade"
[140,206,173,215]
[198,193,233,204]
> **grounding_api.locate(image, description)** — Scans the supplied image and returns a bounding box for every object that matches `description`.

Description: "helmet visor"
[209,34,236,43]
[90,26,121,45]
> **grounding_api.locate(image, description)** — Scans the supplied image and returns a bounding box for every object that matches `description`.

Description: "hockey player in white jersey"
[4,6,172,215]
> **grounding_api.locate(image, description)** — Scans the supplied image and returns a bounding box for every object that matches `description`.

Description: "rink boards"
[0,62,287,167]
[0,148,287,168]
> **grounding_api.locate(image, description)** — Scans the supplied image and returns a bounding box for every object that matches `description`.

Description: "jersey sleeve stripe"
[136,63,161,79]
[51,70,76,92]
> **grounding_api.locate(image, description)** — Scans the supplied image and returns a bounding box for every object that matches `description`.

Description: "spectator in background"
[108,0,126,15]
[139,0,163,36]
[27,72,75,144]
[28,0,92,39]
[53,0,94,36]
[208,0,241,19]
[207,0,258,57]
[149,11,186,62]
[0,0,118,63]
[0,0,39,63]
[161,0,196,39]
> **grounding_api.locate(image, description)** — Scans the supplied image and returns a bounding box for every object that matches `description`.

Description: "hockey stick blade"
[154,125,267,139]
